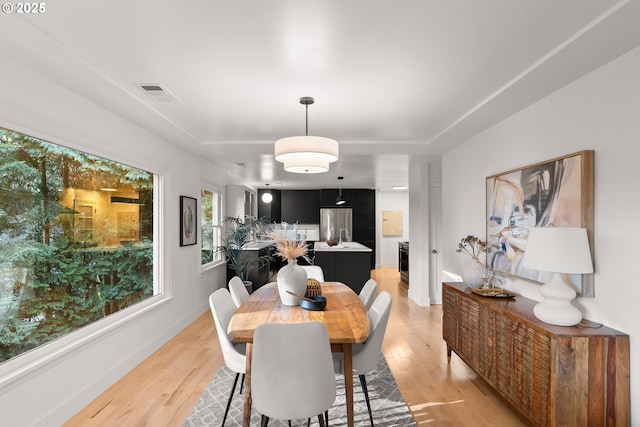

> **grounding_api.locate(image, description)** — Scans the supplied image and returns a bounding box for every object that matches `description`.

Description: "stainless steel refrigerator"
[320,208,352,242]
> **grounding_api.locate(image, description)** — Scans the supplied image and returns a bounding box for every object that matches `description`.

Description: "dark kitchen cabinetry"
[249,246,271,291]
[258,188,375,267]
[314,251,370,294]
[281,190,320,224]
[258,189,281,223]
[352,189,376,268]
[227,246,271,292]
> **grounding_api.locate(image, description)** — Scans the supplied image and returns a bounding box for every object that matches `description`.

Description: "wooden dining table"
[228,281,370,427]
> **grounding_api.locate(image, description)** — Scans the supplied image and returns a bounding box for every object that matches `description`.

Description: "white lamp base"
[533,272,582,326]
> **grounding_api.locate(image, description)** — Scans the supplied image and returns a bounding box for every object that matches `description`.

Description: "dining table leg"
[343,343,354,427]
[242,343,252,427]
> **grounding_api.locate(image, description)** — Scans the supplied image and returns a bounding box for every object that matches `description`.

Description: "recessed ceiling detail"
[3,0,636,190]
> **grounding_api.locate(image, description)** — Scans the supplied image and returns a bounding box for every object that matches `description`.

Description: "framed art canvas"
[486,150,594,296]
[180,196,197,246]
[382,210,403,236]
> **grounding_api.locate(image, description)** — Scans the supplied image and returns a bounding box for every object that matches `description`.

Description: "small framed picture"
[180,196,197,246]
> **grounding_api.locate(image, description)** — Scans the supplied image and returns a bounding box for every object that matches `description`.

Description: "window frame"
[0,125,166,388]
[200,184,224,271]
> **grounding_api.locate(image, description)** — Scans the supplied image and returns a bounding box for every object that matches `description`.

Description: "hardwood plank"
[65,269,529,427]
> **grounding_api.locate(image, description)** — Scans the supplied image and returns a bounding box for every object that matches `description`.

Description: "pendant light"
[261,184,273,204]
[336,176,346,205]
[274,97,339,173]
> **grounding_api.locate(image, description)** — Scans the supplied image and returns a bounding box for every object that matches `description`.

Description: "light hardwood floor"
[65,268,528,426]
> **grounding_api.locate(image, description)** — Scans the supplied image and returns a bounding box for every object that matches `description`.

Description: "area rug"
[183,354,416,426]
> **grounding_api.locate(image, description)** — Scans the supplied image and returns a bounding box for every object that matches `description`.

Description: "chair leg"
[314,410,329,427]
[359,374,374,427]
[261,414,269,427]
[222,373,239,426]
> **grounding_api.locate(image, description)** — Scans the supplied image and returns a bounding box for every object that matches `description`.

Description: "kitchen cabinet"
[281,190,319,224]
[226,185,256,220]
[244,190,255,220]
[314,242,372,293]
[228,244,272,292]
[352,189,375,268]
[258,189,281,223]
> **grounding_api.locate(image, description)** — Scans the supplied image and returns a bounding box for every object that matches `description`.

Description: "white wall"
[376,190,409,268]
[443,45,640,423]
[0,53,228,426]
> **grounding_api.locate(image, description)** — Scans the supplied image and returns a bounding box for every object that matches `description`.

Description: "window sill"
[0,294,173,392]
[200,260,226,274]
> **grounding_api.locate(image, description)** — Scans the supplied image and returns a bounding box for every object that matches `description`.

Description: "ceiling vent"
[137,84,180,103]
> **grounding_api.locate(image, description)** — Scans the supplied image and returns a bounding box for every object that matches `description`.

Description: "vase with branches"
[266,222,309,305]
[456,235,490,287]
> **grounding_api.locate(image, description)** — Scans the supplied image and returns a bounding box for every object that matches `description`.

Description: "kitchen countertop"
[242,241,274,250]
[314,241,372,252]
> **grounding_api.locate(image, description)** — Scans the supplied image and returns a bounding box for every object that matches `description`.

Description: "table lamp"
[521,227,593,326]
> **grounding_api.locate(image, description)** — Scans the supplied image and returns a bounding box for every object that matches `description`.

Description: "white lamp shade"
[522,227,593,274]
[274,136,338,174]
[261,192,273,203]
[283,156,329,174]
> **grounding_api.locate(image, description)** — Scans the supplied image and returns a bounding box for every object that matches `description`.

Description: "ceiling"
[2,0,640,190]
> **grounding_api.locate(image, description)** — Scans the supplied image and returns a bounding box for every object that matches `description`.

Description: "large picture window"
[201,187,222,267]
[0,127,156,364]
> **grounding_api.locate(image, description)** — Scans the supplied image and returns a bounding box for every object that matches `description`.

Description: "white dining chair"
[209,289,246,426]
[359,278,378,311]
[229,276,250,307]
[300,265,325,282]
[252,322,336,426]
[334,291,392,427]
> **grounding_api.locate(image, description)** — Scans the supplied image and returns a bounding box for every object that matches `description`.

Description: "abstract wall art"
[486,150,594,296]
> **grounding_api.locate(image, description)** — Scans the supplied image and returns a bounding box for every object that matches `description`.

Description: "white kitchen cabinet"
[226,185,255,220]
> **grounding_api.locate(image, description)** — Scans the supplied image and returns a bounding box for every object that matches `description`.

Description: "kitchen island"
[313,241,372,293]
[232,240,273,292]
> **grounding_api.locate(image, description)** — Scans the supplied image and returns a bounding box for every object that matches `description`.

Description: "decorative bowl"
[326,239,339,246]
[299,295,327,311]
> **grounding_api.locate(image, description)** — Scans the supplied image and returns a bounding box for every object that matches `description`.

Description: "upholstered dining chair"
[334,291,392,427]
[251,322,336,427]
[228,276,250,307]
[359,279,378,311]
[209,289,246,426]
[300,265,325,282]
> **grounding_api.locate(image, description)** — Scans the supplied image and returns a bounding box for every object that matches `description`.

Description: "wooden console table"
[442,282,629,427]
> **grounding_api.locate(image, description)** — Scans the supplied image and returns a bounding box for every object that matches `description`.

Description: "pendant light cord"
[305,103,309,136]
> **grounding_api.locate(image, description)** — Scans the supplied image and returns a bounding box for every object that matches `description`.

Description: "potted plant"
[218,216,272,290]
